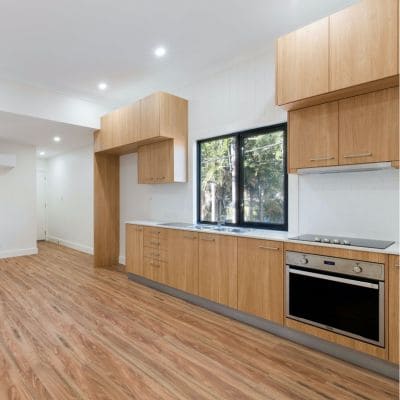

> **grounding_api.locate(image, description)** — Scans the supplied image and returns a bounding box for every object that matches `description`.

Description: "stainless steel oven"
[286,251,385,347]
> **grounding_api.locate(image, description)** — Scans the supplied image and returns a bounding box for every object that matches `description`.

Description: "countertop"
[126,220,399,256]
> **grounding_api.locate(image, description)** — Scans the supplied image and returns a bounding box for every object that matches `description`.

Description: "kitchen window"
[197,123,288,231]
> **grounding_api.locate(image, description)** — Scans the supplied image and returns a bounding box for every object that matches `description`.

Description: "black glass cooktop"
[290,234,395,250]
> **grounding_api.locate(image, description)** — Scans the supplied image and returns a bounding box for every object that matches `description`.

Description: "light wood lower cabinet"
[126,224,143,275]
[142,227,169,284]
[238,238,284,324]
[166,230,199,295]
[198,233,238,308]
[389,255,399,364]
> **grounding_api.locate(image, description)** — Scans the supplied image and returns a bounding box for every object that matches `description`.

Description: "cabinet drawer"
[143,246,168,262]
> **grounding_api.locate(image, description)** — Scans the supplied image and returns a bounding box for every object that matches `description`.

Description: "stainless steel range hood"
[296,162,394,175]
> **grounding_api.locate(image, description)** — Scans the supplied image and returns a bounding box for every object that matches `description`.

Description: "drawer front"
[143,246,168,263]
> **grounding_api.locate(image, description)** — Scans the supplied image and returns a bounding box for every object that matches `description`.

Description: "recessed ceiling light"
[154,47,167,58]
[98,82,108,91]
[39,151,45,156]
[53,136,61,142]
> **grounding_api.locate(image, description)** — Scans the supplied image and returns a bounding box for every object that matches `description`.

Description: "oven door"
[286,265,384,347]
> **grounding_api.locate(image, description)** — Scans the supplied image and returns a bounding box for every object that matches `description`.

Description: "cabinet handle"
[343,152,372,159]
[148,253,160,257]
[201,238,216,242]
[184,235,197,240]
[149,241,160,245]
[135,227,143,231]
[310,156,335,162]
[395,264,400,267]
[150,261,160,267]
[258,245,280,251]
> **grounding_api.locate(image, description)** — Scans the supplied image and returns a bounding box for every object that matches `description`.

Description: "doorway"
[36,169,47,241]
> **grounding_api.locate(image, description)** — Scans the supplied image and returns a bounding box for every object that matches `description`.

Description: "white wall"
[0,139,37,257]
[298,169,400,241]
[46,145,94,254]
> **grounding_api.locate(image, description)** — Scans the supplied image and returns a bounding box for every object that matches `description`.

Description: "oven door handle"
[288,267,379,289]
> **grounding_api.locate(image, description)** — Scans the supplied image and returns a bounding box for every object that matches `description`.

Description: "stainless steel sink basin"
[211,226,249,233]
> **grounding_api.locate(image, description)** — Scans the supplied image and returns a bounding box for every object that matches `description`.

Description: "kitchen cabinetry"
[126,224,143,275]
[276,18,329,105]
[389,255,399,364]
[339,87,399,165]
[288,102,338,171]
[330,0,398,91]
[198,233,238,308]
[238,238,283,324]
[166,230,199,294]
[142,227,169,283]
[95,102,141,153]
[276,0,399,109]
[288,87,399,172]
[138,139,184,183]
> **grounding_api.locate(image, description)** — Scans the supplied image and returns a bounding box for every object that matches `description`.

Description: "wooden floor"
[0,242,397,400]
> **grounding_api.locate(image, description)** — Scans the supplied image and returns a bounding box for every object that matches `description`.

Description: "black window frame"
[197,122,288,231]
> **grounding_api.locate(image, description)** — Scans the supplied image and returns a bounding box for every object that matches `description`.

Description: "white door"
[36,170,47,240]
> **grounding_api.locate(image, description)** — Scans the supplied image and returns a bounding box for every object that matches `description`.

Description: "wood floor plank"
[0,242,397,400]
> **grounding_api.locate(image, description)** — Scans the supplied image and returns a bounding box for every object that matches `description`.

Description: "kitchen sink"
[211,226,249,233]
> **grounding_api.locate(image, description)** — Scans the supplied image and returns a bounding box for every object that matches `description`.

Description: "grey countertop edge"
[125,220,399,256]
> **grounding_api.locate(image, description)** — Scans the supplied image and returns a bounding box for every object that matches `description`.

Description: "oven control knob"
[314,237,321,242]
[332,239,340,244]
[343,240,351,245]
[323,238,330,243]
[300,256,308,265]
[353,265,362,274]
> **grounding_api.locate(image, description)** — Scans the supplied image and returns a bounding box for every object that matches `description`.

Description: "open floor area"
[0,242,397,400]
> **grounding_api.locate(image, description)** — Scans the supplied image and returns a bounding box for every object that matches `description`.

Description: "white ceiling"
[0,111,93,158]
[0,0,356,107]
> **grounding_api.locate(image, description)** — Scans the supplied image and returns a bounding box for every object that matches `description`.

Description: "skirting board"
[0,247,38,259]
[128,273,399,380]
[46,236,93,255]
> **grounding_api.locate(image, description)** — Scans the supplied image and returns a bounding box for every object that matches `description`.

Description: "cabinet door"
[138,140,174,184]
[339,87,399,165]
[289,102,338,171]
[115,102,141,147]
[198,233,237,308]
[330,0,398,91]
[276,18,329,105]
[166,230,199,294]
[238,238,283,324]
[126,224,143,275]
[140,93,160,140]
[389,255,399,364]
[96,114,114,152]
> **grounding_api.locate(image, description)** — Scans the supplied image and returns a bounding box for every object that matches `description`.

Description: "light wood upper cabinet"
[198,233,238,308]
[288,102,339,171]
[166,230,199,295]
[330,0,398,91]
[126,224,143,275]
[238,238,284,324]
[389,255,399,364]
[276,18,329,105]
[138,139,183,184]
[140,92,188,141]
[339,87,399,165]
